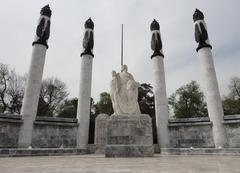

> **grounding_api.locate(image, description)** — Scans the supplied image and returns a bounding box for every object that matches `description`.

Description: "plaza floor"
[0,154,240,173]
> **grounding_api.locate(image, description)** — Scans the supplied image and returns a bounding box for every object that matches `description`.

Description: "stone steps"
[0,148,89,157]
[161,148,240,156]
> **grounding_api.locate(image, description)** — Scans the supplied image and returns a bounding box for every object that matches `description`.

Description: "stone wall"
[0,114,22,148]
[0,114,78,148]
[1,113,240,149]
[32,116,78,148]
[224,114,240,147]
[168,117,215,148]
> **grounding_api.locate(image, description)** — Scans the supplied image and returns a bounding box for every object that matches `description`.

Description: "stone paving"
[0,154,240,173]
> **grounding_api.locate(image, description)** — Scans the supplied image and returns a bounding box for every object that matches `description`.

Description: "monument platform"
[0,148,89,157]
[105,114,154,157]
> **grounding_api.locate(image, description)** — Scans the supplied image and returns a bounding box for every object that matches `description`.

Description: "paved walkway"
[0,154,240,173]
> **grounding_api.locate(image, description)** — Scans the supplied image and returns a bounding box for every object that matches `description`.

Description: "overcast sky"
[0,0,239,102]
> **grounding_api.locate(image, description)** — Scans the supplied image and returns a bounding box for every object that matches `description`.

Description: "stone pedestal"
[95,114,109,145]
[105,114,154,157]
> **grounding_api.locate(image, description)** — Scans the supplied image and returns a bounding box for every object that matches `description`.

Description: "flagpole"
[121,24,123,69]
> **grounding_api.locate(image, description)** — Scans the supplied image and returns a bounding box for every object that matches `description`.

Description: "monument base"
[105,145,154,157]
[105,114,154,157]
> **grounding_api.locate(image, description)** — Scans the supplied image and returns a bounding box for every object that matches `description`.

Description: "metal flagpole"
[121,24,123,69]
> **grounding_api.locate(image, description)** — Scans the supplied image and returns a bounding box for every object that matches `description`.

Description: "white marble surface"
[18,44,47,148]
[1,154,240,173]
[197,47,227,147]
[77,54,93,149]
[152,55,170,148]
[110,65,140,115]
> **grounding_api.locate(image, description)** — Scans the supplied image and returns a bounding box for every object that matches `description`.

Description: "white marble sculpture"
[110,65,141,115]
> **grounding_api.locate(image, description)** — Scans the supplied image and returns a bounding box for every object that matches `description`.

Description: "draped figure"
[110,65,141,115]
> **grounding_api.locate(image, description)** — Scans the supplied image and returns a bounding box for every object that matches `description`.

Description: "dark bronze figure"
[150,19,164,58]
[193,9,212,52]
[81,18,94,57]
[33,5,52,48]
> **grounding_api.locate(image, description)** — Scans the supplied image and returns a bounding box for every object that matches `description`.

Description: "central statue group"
[110,65,141,115]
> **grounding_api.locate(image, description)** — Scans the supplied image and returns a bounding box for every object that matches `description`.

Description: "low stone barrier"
[168,117,215,148]
[1,113,240,151]
[0,114,23,148]
[0,114,78,148]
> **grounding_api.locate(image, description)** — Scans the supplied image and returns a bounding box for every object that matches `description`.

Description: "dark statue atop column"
[32,5,51,49]
[150,19,164,58]
[81,18,94,57]
[193,9,212,52]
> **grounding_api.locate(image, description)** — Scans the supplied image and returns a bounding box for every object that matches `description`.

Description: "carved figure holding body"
[110,65,141,115]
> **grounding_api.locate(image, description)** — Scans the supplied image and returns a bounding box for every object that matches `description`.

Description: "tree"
[138,83,155,114]
[223,77,240,115]
[37,77,69,116]
[88,98,97,144]
[228,77,240,99]
[7,70,26,114]
[168,81,208,118]
[138,83,157,143]
[96,92,113,115]
[0,63,9,113]
[58,98,78,118]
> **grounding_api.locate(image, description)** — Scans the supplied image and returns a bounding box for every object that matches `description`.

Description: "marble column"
[77,18,94,149]
[18,5,52,148]
[193,9,227,148]
[150,19,170,148]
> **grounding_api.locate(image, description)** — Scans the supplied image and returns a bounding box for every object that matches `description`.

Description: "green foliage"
[138,83,154,114]
[96,92,113,115]
[89,98,97,144]
[169,81,208,118]
[223,98,240,115]
[223,77,240,115]
[37,97,52,116]
[58,98,78,118]
[138,83,157,144]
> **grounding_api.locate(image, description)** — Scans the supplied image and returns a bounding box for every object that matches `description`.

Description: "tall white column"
[150,19,169,148]
[193,9,227,148]
[18,5,52,148]
[77,18,94,149]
